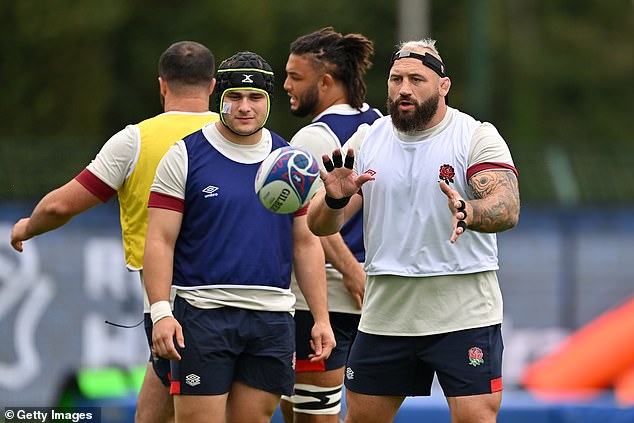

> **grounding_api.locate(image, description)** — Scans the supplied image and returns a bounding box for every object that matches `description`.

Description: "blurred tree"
[0,0,632,202]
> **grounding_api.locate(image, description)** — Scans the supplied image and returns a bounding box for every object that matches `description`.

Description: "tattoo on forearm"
[468,171,520,232]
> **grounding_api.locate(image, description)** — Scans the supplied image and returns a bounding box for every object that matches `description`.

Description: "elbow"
[501,203,521,232]
[41,199,77,219]
[307,215,333,237]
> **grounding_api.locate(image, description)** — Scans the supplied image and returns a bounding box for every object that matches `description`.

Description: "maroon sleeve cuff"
[75,169,117,202]
[466,162,518,180]
[294,203,309,217]
[148,191,185,213]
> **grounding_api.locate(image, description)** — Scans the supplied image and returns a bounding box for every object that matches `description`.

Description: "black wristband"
[325,194,351,209]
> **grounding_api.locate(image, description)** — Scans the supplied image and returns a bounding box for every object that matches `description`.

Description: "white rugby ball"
[255,146,321,214]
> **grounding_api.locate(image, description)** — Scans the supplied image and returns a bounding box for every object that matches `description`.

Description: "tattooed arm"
[467,169,520,232]
[439,170,520,243]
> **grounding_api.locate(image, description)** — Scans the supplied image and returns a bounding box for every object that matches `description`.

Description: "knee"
[288,383,343,416]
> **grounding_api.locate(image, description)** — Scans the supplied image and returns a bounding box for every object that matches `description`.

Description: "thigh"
[295,310,360,372]
[237,309,296,396]
[174,392,228,423]
[446,391,502,423]
[226,380,280,423]
[135,362,173,423]
[425,324,504,397]
[344,390,403,423]
[345,331,434,396]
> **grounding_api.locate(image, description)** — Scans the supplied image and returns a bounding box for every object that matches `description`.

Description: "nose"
[236,96,252,112]
[398,79,414,97]
[283,76,292,93]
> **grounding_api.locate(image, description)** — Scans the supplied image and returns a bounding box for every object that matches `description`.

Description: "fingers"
[332,149,343,168]
[354,293,363,310]
[308,337,323,362]
[11,240,23,252]
[322,154,334,172]
[438,181,469,243]
[323,149,355,172]
[438,179,454,198]
[153,319,183,360]
[344,150,354,169]
[175,326,185,349]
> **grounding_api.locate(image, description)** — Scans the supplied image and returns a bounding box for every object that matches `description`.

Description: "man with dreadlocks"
[143,51,335,423]
[281,27,382,423]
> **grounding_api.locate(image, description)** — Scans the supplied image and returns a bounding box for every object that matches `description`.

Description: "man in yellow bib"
[10,40,218,423]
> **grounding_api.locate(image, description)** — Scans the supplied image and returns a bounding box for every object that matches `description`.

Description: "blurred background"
[1,0,633,421]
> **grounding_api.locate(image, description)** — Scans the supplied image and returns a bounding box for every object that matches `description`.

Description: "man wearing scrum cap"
[143,51,335,423]
[308,39,520,422]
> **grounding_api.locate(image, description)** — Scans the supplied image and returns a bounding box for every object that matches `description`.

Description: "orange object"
[522,296,634,399]
[615,365,634,406]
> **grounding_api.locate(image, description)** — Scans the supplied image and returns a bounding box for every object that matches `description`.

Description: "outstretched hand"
[439,181,471,243]
[320,148,373,200]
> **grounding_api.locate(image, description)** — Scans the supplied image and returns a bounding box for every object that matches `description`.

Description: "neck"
[215,121,262,145]
[163,95,210,113]
[312,89,349,118]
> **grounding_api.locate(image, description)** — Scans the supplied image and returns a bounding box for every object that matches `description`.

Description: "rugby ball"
[255,146,321,214]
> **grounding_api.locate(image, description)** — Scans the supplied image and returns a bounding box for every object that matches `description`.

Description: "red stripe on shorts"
[170,380,181,395]
[490,377,503,392]
[296,359,326,372]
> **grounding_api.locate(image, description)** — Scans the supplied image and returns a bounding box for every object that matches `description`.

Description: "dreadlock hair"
[289,27,374,110]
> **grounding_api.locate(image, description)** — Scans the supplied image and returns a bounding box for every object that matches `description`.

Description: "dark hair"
[289,27,374,109]
[158,41,215,88]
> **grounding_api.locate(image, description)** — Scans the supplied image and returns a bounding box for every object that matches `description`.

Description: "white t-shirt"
[344,107,515,336]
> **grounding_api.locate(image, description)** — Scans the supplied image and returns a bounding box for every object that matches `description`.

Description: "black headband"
[215,68,274,93]
[389,51,447,77]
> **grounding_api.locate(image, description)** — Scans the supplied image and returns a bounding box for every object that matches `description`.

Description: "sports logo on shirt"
[439,164,455,185]
[202,185,219,198]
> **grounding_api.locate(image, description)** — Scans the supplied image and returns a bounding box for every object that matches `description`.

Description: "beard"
[290,82,320,118]
[387,92,439,132]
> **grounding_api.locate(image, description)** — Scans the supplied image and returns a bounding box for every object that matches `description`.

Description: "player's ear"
[208,78,216,95]
[320,73,334,90]
[440,76,451,98]
[158,77,168,96]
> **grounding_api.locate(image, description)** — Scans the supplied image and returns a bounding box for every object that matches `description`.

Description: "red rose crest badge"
[468,347,484,367]
[439,164,455,185]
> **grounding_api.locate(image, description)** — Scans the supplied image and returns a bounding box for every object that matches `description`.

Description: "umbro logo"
[185,373,201,386]
[241,74,254,83]
[202,185,219,198]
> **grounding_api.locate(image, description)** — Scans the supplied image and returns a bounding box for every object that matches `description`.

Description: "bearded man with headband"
[308,38,520,423]
[143,51,335,423]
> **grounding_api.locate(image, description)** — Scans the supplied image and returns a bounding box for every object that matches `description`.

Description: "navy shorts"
[170,296,295,396]
[294,310,359,372]
[344,324,504,397]
[144,313,171,387]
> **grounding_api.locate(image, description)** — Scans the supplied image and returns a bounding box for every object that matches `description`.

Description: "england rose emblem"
[468,347,484,367]
[439,164,455,184]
